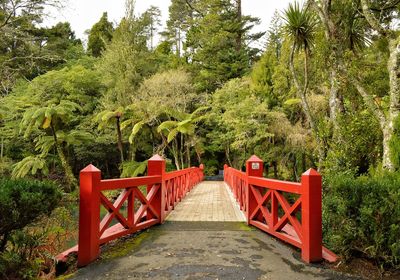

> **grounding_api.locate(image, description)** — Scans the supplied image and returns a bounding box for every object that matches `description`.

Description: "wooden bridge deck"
[166,181,246,222]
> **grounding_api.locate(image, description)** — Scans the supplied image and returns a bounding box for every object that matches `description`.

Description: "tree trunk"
[116,116,124,163]
[329,67,340,127]
[382,126,394,170]
[302,152,307,173]
[225,145,233,167]
[347,34,400,170]
[177,28,181,57]
[0,137,3,161]
[195,151,201,165]
[172,138,181,170]
[51,123,77,191]
[384,37,400,170]
[57,144,77,191]
[150,20,154,50]
[291,153,298,181]
[0,233,9,252]
[180,134,184,169]
[186,144,191,167]
[236,0,242,52]
[309,0,345,139]
[289,46,325,170]
[174,153,181,170]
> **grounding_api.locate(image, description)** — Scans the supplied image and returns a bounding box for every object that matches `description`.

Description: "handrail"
[163,166,204,217]
[99,175,162,190]
[224,155,338,264]
[56,155,204,267]
[247,176,301,194]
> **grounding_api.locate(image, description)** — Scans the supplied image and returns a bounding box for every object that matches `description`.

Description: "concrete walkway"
[69,182,357,280]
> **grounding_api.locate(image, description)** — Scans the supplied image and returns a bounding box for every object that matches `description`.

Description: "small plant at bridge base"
[322,172,400,270]
[0,178,62,279]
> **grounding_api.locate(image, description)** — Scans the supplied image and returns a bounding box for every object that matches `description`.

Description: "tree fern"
[12,156,49,179]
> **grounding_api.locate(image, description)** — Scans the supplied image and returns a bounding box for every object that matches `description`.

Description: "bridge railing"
[224,155,337,264]
[57,155,204,267]
[163,165,204,218]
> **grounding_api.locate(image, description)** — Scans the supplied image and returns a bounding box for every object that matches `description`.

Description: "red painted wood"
[99,176,161,190]
[224,155,337,264]
[301,169,322,263]
[250,220,302,248]
[248,176,301,194]
[78,165,101,267]
[68,155,204,267]
[148,156,165,222]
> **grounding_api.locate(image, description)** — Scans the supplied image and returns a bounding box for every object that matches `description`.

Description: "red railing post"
[246,155,264,224]
[78,164,101,267]
[147,155,166,223]
[301,168,322,263]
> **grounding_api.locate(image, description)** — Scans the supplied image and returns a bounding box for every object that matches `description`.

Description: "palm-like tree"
[283,2,325,169]
[95,107,126,163]
[19,100,84,189]
[157,107,208,169]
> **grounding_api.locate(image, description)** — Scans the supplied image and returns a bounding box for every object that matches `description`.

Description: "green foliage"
[98,8,161,107]
[158,107,208,143]
[5,61,101,189]
[185,0,263,92]
[120,160,148,178]
[251,50,282,108]
[325,111,382,174]
[0,205,75,280]
[0,178,62,251]
[11,156,49,178]
[208,78,278,168]
[87,12,114,57]
[129,121,146,145]
[0,0,83,94]
[323,172,400,268]
[203,158,219,176]
[283,2,318,52]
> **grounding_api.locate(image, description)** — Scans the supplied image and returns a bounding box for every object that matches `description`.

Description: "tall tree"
[142,6,161,50]
[164,0,194,56]
[308,0,368,128]
[185,0,264,92]
[87,12,114,57]
[350,0,400,170]
[283,2,325,169]
[7,62,101,190]
[0,0,76,95]
[98,3,159,107]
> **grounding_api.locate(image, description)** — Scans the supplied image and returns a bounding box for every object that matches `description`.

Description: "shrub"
[0,178,62,251]
[0,178,62,279]
[323,172,400,269]
[0,205,76,279]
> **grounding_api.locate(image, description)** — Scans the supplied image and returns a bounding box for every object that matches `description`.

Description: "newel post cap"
[148,154,165,161]
[302,168,321,177]
[81,164,101,173]
[246,155,263,163]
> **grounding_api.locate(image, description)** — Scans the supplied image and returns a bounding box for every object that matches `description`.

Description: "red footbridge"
[57,154,337,269]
